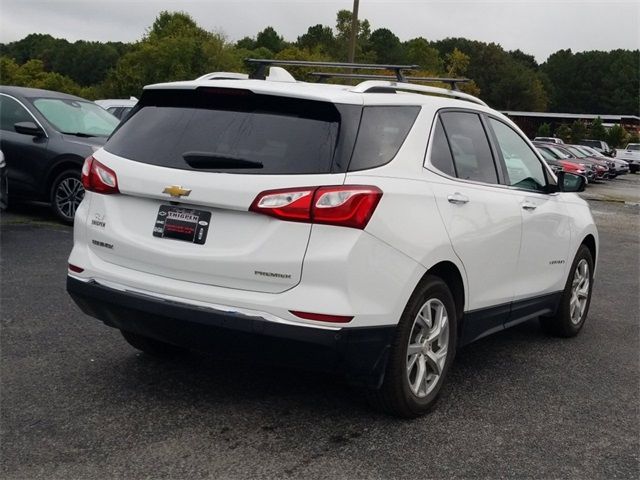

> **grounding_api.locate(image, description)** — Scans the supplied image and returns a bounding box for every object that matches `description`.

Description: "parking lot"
[1,175,638,479]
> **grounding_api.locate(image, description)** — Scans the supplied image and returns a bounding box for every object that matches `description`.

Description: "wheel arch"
[581,234,597,265]
[423,260,465,325]
[43,154,85,197]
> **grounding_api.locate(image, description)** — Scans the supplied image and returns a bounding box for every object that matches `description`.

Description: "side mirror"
[557,171,586,193]
[14,121,44,137]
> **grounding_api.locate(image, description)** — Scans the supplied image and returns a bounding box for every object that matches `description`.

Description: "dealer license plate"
[152,205,211,245]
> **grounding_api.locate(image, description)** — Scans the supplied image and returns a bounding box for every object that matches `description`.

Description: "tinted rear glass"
[105,88,359,174]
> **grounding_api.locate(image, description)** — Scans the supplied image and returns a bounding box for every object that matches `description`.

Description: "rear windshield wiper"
[182,151,263,169]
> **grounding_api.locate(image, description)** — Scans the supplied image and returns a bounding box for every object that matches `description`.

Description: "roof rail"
[350,81,487,106]
[245,58,420,82]
[312,72,470,91]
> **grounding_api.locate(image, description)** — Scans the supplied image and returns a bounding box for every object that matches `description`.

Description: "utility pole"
[347,0,360,63]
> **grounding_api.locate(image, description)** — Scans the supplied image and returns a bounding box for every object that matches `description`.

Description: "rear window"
[105,88,360,174]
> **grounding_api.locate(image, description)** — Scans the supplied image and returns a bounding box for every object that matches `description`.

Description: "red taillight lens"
[81,156,119,194]
[289,311,353,323]
[249,185,382,230]
[313,186,383,229]
[68,263,84,273]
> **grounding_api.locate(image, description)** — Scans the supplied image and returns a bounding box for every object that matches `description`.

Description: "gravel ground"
[1,176,638,479]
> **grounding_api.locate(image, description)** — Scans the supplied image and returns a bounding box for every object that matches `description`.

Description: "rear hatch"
[88,87,361,293]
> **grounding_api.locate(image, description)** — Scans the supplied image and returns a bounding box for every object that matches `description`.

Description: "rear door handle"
[447,193,469,205]
[522,201,537,211]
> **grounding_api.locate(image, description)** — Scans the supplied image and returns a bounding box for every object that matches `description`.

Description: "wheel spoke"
[424,350,442,376]
[407,343,423,357]
[411,355,427,395]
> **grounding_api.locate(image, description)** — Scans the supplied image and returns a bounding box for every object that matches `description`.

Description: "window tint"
[489,118,547,191]
[106,89,360,175]
[33,98,118,136]
[440,112,498,184]
[349,106,420,171]
[536,147,557,162]
[429,118,456,177]
[0,95,33,132]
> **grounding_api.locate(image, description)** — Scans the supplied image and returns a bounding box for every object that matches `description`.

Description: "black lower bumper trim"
[67,277,395,388]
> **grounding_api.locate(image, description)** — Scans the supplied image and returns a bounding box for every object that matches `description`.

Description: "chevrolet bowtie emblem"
[162,186,191,198]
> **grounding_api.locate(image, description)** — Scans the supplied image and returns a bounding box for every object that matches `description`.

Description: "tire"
[367,275,458,418]
[50,169,84,224]
[120,330,187,359]
[540,245,594,337]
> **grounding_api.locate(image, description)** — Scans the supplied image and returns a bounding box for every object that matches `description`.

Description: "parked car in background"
[616,143,640,173]
[67,64,597,418]
[536,146,588,180]
[0,86,120,223]
[534,142,597,181]
[0,150,7,210]
[578,139,615,157]
[575,145,629,176]
[564,144,616,178]
[95,97,138,120]
[534,137,564,144]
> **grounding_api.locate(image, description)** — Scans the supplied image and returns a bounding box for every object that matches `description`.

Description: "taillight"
[81,156,119,194]
[68,263,84,273]
[249,185,382,230]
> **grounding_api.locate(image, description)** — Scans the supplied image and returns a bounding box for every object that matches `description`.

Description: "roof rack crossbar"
[245,58,420,82]
[312,72,470,91]
[349,81,487,106]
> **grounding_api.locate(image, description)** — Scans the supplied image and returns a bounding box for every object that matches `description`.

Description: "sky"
[1,0,638,62]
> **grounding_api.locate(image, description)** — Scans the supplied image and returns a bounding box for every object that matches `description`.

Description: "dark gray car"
[0,86,119,223]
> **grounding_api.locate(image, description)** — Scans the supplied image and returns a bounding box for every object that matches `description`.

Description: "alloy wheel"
[406,298,449,398]
[55,177,84,221]
[570,259,590,324]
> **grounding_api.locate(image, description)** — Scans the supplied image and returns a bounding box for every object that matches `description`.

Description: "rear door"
[88,87,360,293]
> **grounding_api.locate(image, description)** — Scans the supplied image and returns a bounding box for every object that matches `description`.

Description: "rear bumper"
[67,276,395,388]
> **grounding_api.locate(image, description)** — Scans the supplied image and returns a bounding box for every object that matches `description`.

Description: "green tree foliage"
[403,38,442,72]
[255,27,285,54]
[542,49,639,114]
[101,11,240,97]
[555,123,572,143]
[297,24,335,54]
[570,120,588,143]
[606,124,628,148]
[537,123,552,138]
[368,28,403,64]
[1,9,637,115]
[0,56,94,97]
[589,117,607,141]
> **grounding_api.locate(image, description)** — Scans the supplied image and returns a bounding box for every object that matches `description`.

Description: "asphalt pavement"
[1,176,639,479]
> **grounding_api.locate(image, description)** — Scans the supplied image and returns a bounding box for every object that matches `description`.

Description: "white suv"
[67,62,598,417]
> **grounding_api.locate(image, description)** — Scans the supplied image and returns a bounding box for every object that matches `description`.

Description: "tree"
[297,24,334,53]
[403,38,442,72]
[589,117,607,140]
[334,9,371,61]
[555,123,572,143]
[0,56,87,97]
[537,123,552,138]
[606,124,628,148]
[255,27,285,54]
[368,28,403,64]
[236,37,256,50]
[570,120,588,143]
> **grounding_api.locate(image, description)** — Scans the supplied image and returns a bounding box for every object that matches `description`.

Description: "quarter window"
[489,118,547,191]
[429,118,456,177]
[440,112,498,184]
[0,95,33,132]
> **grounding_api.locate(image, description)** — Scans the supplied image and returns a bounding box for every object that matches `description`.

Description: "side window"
[489,118,547,191]
[349,106,420,171]
[429,118,456,177]
[0,95,33,132]
[440,111,498,184]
